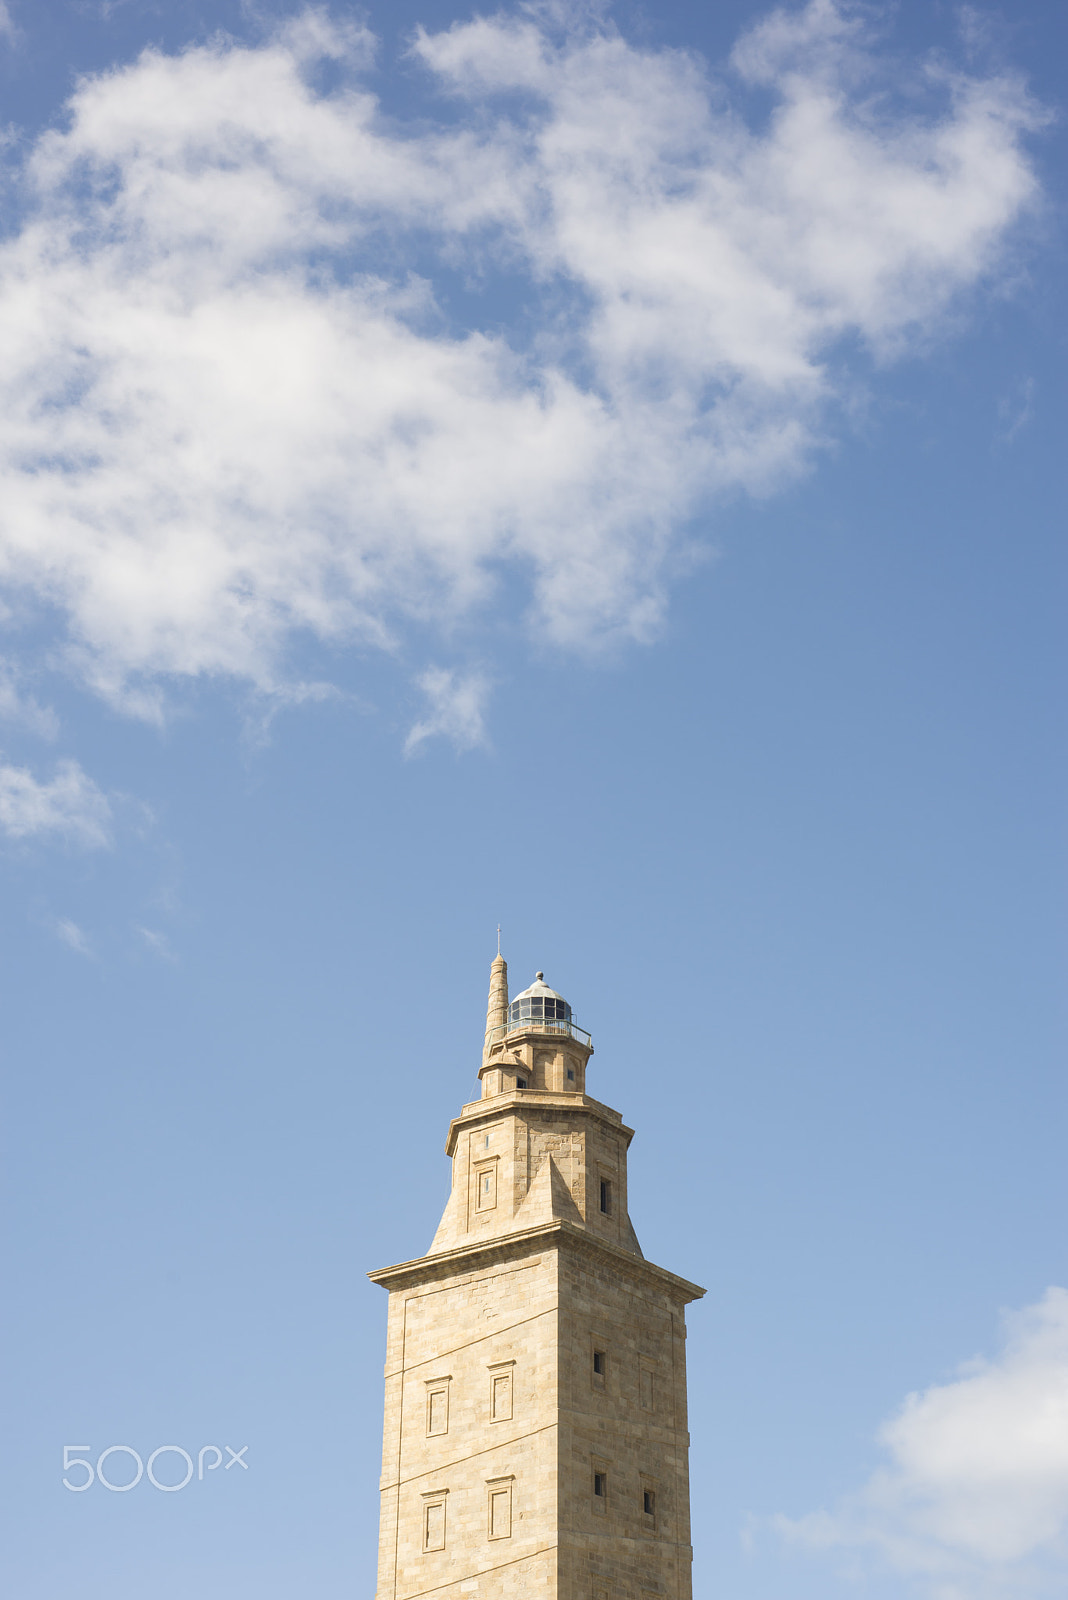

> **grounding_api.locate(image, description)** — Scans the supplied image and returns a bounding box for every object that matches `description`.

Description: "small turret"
[482,952,509,1068]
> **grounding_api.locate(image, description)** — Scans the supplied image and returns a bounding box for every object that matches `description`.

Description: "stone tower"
[369,955,705,1600]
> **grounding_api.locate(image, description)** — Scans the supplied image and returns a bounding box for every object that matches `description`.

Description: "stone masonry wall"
[557,1246,693,1600]
[373,1233,697,1600]
[376,1245,560,1600]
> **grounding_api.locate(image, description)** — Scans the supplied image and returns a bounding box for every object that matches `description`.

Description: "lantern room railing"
[485,1017,592,1049]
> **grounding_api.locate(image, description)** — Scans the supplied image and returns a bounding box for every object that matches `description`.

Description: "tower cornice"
[367,1218,706,1305]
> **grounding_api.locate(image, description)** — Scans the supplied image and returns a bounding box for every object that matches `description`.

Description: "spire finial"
[497,923,501,957]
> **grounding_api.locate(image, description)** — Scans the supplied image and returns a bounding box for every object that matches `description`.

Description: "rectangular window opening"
[593,1349,606,1378]
[599,1179,612,1215]
[425,1378,451,1437]
[491,1370,513,1422]
[422,1497,447,1553]
[593,1472,606,1498]
[644,1490,656,1516]
[487,1482,513,1540]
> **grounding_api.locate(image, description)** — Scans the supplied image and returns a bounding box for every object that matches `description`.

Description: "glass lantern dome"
[508,972,572,1028]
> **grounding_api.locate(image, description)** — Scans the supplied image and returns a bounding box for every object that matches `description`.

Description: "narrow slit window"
[594,1472,606,1498]
[476,1165,497,1212]
[599,1179,612,1215]
[593,1350,606,1377]
[644,1490,656,1516]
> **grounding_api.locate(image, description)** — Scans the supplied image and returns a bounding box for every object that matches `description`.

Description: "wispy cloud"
[405,667,491,755]
[0,3,1042,715]
[0,757,112,846]
[0,660,59,739]
[776,1287,1068,1597]
[997,376,1035,444]
[240,678,350,750]
[55,916,92,955]
[0,4,14,44]
[137,925,177,961]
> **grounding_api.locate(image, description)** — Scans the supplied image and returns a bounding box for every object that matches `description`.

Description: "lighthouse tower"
[369,954,704,1600]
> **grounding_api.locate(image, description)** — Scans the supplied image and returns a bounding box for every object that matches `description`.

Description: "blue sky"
[0,2,1065,1597]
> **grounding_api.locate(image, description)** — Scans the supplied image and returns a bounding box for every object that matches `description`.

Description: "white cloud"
[0,4,14,44]
[0,3,1042,714]
[778,1287,1068,1597]
[405,667,491,754]
[0,757,112,846]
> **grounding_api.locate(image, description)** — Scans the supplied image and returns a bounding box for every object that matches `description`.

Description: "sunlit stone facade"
[370,957,704,1600]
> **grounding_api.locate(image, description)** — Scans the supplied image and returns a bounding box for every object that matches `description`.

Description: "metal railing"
[485,1018,592,1049]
